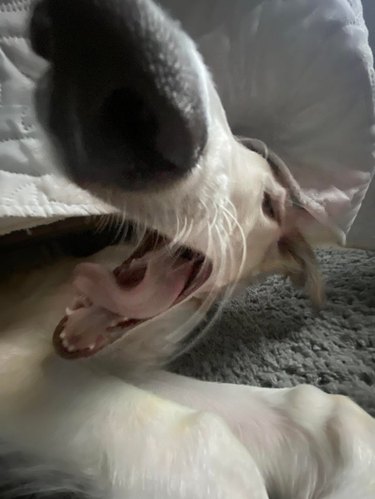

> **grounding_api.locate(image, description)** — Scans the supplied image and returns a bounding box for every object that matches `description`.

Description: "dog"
[0,0,374,497]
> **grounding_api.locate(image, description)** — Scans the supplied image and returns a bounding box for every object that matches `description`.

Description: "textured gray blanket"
[175,249,375,416]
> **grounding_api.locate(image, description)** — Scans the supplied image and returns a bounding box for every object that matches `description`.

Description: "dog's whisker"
[113,214,128,244]
[171,222,233,358]
[221,203,247,282]
[165,201,242,360]
[162,207,216,344]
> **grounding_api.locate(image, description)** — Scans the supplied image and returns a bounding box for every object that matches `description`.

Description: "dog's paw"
[276,385,375,498]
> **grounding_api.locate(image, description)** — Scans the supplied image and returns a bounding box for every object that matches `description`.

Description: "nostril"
[98,87,173,175]
[99,88,158,153]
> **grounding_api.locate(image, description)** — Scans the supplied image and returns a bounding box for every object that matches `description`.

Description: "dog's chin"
[53,228,213,360]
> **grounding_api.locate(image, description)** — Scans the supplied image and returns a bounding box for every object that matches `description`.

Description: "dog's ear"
[259,229,324,308]
[278,231,324,309]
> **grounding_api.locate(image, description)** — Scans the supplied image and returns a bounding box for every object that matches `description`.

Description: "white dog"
[0,0,374,497]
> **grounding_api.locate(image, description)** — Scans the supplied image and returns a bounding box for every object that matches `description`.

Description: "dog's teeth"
[88,344,95,351]
[60,331,66,340]
[62,339,69,349]
[65,307,73,316]
[67,345,76,352]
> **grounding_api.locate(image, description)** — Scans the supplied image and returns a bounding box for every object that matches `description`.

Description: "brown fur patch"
[278,231,324,308]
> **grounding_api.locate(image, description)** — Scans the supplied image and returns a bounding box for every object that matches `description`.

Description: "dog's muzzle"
[30,0,208,191]
[53,230,212,359]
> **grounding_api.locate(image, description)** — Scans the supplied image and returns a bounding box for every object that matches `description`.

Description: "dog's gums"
[53,231,212,359]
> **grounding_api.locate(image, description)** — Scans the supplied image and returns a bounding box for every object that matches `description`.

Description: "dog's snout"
[30,0,208,191]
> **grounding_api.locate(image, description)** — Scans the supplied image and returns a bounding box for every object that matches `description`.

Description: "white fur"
[0,245,374,499]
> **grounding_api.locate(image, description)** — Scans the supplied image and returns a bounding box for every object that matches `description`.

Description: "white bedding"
[0,0,374,247]
[0,0,116,235]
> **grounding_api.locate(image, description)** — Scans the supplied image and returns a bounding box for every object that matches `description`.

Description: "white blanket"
[0,0,374,246]
[0,0,116,236]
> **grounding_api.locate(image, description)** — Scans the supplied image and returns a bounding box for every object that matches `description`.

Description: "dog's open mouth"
[53,231,212,359]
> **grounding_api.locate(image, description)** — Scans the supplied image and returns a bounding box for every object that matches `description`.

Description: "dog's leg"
[0,255,266,498]
[0,354,269,499]
[137,371,375,499]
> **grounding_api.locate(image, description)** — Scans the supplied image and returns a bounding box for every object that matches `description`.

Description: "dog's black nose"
[30,0,208,190]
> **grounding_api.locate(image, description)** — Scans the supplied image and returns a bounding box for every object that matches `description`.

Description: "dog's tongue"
[60,251,194,352]
[74,253,194,319]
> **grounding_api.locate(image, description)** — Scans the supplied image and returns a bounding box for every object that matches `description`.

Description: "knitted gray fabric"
[174,249,375,416]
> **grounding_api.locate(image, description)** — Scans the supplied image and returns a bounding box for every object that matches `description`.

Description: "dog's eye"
[262,192,276,221]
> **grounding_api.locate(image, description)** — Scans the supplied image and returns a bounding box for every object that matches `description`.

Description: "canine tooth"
[62,339,69,349]
[60,331,66,340]
[65,307,73,316]
[67,345,76,352]
[88,344,95,351]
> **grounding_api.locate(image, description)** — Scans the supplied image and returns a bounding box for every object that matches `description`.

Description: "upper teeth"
[60,334,77,352]
[59,331,96,353]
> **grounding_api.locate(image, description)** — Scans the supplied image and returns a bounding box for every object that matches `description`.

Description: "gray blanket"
[175,248,375,416]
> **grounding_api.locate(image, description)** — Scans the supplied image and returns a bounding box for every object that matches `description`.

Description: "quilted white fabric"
[0,0,115,235]
[0,0,374,244]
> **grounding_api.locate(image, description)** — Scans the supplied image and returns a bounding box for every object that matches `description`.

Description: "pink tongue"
[73,251,194,320]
